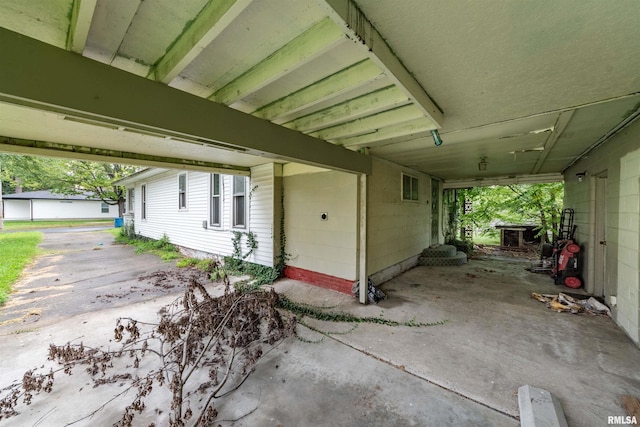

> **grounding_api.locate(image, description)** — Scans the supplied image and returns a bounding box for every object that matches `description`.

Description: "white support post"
[357,173,367,304]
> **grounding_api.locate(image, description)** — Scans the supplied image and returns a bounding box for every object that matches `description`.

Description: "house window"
[178,173,187,209]
[141,185,147,220]
[127,188,135,213]
[232,175,246,228]
[210,174,221,227]
[101,202,109,213]
[402,173,419,201]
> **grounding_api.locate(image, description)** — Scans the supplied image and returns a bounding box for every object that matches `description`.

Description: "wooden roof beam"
[321,0,443,127]
[0,136,251,175]
[0,28,371,174]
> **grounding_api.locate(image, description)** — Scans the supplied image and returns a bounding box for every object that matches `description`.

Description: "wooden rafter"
[152,0,253,84]
[283,85,410,133]
[210,17,346,105]
[66,0,98,54]
[252,59,384,122]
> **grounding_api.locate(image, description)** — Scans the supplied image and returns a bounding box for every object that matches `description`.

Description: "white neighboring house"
[1,190,119,221]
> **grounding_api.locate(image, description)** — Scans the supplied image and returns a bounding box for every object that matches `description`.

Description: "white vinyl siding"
[131,168,275,267]
[248,163,278,267]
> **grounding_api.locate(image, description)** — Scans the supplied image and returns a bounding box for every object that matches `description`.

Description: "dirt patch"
[138,267,211,289]
[473,244,539,259]
[94,268,213,303]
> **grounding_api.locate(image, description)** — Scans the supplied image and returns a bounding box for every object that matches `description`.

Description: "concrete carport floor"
[0,230,638,426]
[272,256,640,426]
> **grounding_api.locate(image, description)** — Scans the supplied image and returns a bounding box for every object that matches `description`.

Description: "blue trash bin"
[114,217,124,228]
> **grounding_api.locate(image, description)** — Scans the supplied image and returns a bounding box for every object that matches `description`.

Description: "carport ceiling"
[0,0,638,182]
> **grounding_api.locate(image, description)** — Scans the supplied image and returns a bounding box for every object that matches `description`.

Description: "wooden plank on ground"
[621,395,640,422]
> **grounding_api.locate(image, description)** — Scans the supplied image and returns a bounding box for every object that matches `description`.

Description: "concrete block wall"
[367,157,431,276]
[617,151,640,342]
[565,118,640,345]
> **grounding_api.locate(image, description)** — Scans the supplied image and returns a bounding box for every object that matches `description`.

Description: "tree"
[456,182,564,244]
[0,154,55,194]
[48,161,140,217]
[1,154,141,216]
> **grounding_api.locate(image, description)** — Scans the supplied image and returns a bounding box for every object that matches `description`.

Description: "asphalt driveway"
[0,228,197,333]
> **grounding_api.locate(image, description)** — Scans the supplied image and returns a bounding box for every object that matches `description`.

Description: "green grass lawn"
[0,232,43,305]
[2,219,113,231]
[473,234,500,245]
[109,228,182,261]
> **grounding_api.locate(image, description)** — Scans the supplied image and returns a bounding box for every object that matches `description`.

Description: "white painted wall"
[281,159,432,283]
[565,119,640,345]
[283,165,358,280]
[367,157,432,276]
[2,199,31,220]
[129,167,275,266]
[3,198,117,220]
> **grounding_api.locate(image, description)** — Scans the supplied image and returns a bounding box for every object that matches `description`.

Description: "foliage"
[471,234,500,246]
[0,277,296,424]
[0,154,53,194]
[456,182,564,243]
[227,190,291,291]
[115,232,181,261]
[225,259,280,292]
[445,238,474,256]
[274,190,291,276]
[225,231,279,291]
[277,296,447,327]
[118,220,137,239]
[177,257,227,281]
[0,232,42,305]
[227,231,257,267]
[0,154,141,216]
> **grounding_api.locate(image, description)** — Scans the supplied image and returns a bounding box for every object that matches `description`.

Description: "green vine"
[274,189,290,276]
[225,184,290,292]
[277,295,447,327]
[230,231,257,261]
[226,230,279,291]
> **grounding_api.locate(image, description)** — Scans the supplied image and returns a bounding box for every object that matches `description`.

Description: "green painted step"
[418,251,468,266]
[421,244,457,258]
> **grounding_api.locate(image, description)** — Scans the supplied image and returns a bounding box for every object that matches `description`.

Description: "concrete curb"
[518,385,568,427]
